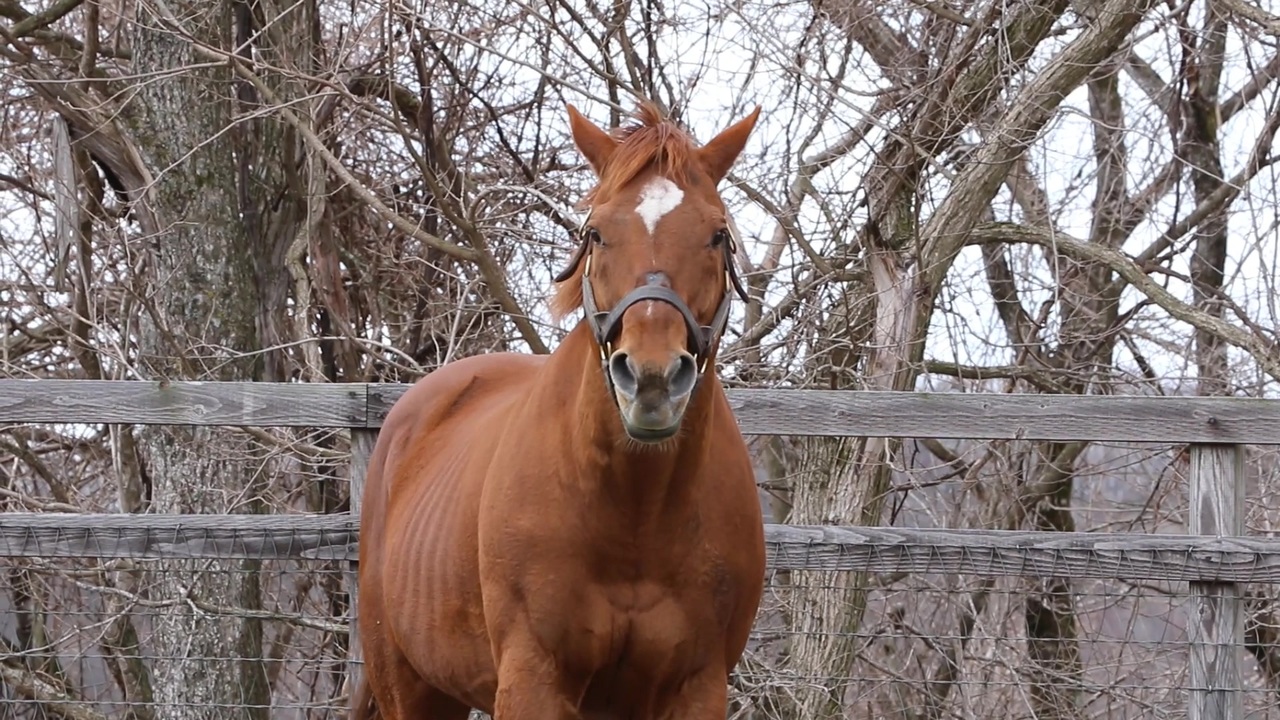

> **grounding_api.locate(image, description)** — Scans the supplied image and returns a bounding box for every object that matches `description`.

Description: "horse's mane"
[587,102,697,206]
[552,102,698,321]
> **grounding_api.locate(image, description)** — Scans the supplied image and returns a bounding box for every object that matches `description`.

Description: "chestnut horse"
[353,101,766,720]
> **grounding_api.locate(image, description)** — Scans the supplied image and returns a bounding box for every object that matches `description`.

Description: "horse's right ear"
[567,104,617,176]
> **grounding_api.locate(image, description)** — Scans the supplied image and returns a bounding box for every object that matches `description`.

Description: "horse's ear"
[567,104,617,176]
[699,105,761,184]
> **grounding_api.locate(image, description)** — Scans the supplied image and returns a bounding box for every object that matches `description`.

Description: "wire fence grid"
[6,535,1280,719]
[2,555,351,720]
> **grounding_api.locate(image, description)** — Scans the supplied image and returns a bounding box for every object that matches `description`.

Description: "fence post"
[1188,443,1244,720]
[347,427,377,709]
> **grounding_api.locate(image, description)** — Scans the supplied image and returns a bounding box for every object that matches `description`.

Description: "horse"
[352,100,767,720]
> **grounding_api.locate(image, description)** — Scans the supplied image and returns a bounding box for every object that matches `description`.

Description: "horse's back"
[360,351,544,711]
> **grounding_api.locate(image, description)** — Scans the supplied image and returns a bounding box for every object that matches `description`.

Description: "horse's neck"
[549,325,719,519]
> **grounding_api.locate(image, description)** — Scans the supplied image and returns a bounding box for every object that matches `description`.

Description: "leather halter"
[554,209,749,385]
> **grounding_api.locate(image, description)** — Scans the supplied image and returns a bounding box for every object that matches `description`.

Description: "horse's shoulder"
[371,353,548,520]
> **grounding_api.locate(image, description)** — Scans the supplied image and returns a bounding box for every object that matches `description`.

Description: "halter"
[554,208,749,389]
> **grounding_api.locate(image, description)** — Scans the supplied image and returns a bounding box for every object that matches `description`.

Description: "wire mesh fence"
[1,554,351,719]
[6,541,1280,719]
[740,571,1211,719]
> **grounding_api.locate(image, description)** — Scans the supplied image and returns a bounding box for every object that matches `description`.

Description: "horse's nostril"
[608,351,639,397]
[609,351,697,401]
[668,353,698,399]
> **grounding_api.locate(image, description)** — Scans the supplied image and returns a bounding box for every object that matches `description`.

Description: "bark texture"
[130,2,270,717]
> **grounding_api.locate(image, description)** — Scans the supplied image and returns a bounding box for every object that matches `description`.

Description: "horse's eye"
[711,229,729,247]
[588,228,604,245]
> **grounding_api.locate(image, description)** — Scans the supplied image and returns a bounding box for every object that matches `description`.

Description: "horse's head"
[553,102,759,443]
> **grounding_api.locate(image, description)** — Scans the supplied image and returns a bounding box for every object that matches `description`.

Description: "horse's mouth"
[616,392,689,443]
[621,419,681,443]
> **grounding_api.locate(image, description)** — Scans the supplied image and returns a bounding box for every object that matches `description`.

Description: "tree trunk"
[769,0,1156,713]
[1185,0,1230,394]
[1014,53,1131,719]
[130,2,270,717]
[779,236,929,719]
[774,8,1075,713]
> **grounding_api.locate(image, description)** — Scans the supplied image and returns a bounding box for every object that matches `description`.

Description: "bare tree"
[4,0,1280,717]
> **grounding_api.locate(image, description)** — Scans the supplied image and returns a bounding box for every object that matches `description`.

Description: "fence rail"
[4,378,1280,441]
[5,513,1280,582]
[3,378,1277,720]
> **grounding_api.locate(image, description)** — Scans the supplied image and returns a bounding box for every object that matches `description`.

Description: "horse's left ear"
[699,105,761,184]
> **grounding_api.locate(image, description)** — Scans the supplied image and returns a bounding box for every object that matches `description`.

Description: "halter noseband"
[554,209,749,387]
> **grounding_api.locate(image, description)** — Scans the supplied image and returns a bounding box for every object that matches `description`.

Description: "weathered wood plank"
[9,514,1280,584]
[371,383,1280,442]
[1188,445,1244,720]
[0,513,357,559]
[6,379,1280,442]
[345,428,376,706]
[763,524,1280,581]
[0,379,368,427]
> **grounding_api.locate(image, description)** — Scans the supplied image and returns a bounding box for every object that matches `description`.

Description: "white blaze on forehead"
[634,176,684,234]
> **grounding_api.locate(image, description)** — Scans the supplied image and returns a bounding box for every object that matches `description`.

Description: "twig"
[0,660,107,720]
[904,0,973,26]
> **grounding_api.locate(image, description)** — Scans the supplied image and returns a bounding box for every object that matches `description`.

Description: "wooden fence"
[4,379,1280,719]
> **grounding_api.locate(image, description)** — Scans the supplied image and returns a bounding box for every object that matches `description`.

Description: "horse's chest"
[617,591,689,657]
[575,581,721,674]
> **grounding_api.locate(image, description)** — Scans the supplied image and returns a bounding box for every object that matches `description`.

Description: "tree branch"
[972,222,1280,381]
[143,0,555,354]
[1120,99,1280,296]
[0,0,82,40]
[0,657,106,720]
[920,0,1160,291]
[1219,0,1280,34]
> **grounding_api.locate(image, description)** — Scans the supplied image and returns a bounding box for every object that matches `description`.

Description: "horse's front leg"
[491,635,583,720]
[660,666,731,720]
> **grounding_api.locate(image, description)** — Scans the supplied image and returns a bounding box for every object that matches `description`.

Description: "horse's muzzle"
[608,350,697,441]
